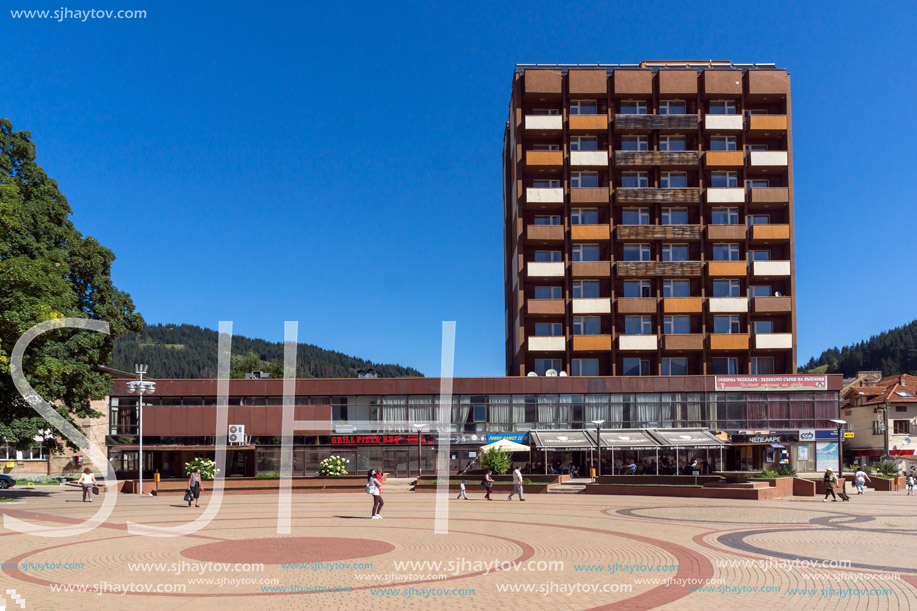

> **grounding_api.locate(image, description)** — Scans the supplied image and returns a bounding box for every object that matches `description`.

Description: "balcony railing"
[616,225,702,240]
[614,151,699,166]
[614,114,698,130]
[616,261,703,277]
[615,188,700,204]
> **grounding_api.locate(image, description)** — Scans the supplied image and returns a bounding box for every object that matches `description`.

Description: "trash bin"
[590,467,596,478]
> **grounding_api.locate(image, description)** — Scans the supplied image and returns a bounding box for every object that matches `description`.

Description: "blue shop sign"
[771,430,838,440]
[487,433,529,444]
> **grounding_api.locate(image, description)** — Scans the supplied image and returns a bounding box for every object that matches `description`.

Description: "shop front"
[529,430,593,476]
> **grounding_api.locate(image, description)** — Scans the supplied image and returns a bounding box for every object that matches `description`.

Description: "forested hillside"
[801,319,917,376]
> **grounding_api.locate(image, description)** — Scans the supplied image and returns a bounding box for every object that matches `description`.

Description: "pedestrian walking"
[507,466,525,501]
[854,468,871,495]
[482,470,494,500]
[368,469,384,519]
[823,468,838,502]
[78,468,96,502]
[457,480,468,500]
[187,467,202,507]
[907,473,915,496]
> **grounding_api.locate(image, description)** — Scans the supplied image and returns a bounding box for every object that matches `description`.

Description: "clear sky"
[3,1,915,376]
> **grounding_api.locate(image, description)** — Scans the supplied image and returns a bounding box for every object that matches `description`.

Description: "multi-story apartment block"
[504,61,796,377]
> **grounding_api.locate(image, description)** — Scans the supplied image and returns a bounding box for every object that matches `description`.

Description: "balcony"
[569,69,608,95]
[706,188,745,203]
[753,333,794,350]
[663,334,704,351]
[614,114,698,131]
[524,115,563,131]
[709,334,749,350]
[751,260,791,277]
[526,225,564,242]
[618,335,658,351]
[613,69,653,94]
[526,187,564,204]
[706,225,747,240]
[704,115,744,131]
[615,188,700,204]
[526,151,563,167]
[663,297,703,313]
[749,187,789,205]
[527,299,565,315]
[751,296,792,314]
[707,261,747,277]
[572,298,611,314]
[527,262,565,278]
[750,224,790,242]
[705,151,745,167]
[617,298,657,314]
[747,151,788,167]
[709,297,748,313]
[614,151,698,166]
[569,115,608,131]
[573,335,612,352]
[745,70,789,97]
[616,261,703,277]
[571,225,610,241]
[658,70,698,95]
[523,69,562,94]
[528,336,565,351]
[572,261,612,277]
[570,151,609,166]
[616,225,702,240]
[570,187,610,204]
[747,115,787,133]
[702,70,742,96]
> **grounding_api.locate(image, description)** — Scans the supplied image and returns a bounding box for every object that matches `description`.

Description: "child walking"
[457,480,468,500]
[907,473,915,496]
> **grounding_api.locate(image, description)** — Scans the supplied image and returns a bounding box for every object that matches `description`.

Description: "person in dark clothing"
[187,467,202,508]
[482,470,494,500]
[823,469,838,502]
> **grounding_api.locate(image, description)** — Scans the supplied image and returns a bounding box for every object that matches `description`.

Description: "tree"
[478,447,512,475]
[0,119,143,451]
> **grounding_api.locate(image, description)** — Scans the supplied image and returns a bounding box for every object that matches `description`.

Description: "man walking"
[507,466,525,501]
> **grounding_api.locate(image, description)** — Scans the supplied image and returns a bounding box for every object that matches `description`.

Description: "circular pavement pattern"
[181,536,396,565]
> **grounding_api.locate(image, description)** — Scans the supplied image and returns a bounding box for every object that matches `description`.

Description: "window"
[572,244,600,262]
[661,208,688,225]
[710,171,738,188]
[621,135,648,151]
[0,446,13,460]
[573,317,602,335]
[712,357,738,375]
[749,285,772,297]
[533,179,561,188]
[533,215,561,225]
[711,207,739,225]
[746,144,768,152]
[26,446,47,460]
[872,421,884,436]
[534,322,563,336]
[621,208,650,225]
[896,392,915,399]
[659,100,686,115]
[474,404,487,423]
[710,136,737,151]
[622,280,652,297]
[620,100,647,115]
[534,286,562,299]
[620,172,648,188]
[746,108,768,115]
[572,358,600,376]
[894,420,911,435]
[532,143,560,151]
[624,316,652,335]
[709,100,737,115]
[533,251,562,262]
[753,320,774,333]
[750,357,775,375]
[570,100,598,115]
[713,243,740,261]
[622,358,651,376]
[531,108,560,115]
[663,279,690,297]
[662,243,689,262]
[534,359,562,375]
[622,244,651,261]
[663,316,691,334]
[747,179,770,188]
[748,250,770,261]
[570,136,598,151]
[661,358,688,376]
[571,172,599,188]
[660,172,687,188]
[713,280,741,297]
[571,208,599,225]
[747,214,770,225]
[573,281,600,298]
[713,316,741,334]
[659,135,686,151]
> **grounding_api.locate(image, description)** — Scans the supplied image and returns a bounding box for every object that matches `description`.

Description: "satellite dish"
[775,291,783,297]
[546,369,558,377]
[527,371,538,376]
[559,371,568,376]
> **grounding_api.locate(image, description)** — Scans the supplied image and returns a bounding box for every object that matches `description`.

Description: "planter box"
[870,477,901,492]
[146,476,367,496]
[585,483,781,500]
[414,483,552,494]
[594,475,722,486]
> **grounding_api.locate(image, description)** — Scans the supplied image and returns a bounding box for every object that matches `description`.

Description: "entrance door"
[383,450,411,478]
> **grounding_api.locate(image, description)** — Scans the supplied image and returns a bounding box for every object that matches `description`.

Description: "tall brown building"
[503,61,796,377]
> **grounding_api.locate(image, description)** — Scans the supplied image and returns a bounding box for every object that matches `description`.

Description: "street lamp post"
[591,420,604,478]
[830,418,847,490]
[413,423,427,478]
[126,365,155,495]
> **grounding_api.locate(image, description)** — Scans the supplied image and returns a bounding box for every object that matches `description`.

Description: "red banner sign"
[714,375,829,392]
[331,435,434,445]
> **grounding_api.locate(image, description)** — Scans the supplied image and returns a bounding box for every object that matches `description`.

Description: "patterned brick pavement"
[1,487,915,610]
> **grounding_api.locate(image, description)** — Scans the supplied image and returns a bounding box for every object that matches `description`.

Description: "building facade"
[504,61,796,377]
[841,373,917,468]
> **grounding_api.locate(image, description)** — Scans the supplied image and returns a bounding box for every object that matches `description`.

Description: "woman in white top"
[854,468,871,495]
[77,468,96,502]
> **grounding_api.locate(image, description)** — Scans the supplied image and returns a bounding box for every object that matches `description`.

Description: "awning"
[529,430,594,450]
[890,449,916,456]
[108,445,256,451]
[770,444,785,449]
[647,428,727,448]
[586,429,660,449]
[853,450,881,456]
[480,439,530,453]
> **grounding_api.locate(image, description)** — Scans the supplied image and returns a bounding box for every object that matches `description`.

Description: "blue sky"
[3,1,915,376]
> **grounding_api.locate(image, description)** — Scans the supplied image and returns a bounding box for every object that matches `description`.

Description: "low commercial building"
[841,373,917,468]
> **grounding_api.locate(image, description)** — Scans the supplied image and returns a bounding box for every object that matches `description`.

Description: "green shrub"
[478,447,512,475]
[184,457,219,480]
[776,464,797,478]
[753,470,780,479]
[318,455,349,477]
[255,472,280,479]
[876,460,899,477]
[12,475,59,485]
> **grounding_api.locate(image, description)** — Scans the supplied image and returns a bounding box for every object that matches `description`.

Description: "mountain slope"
[801,319,917,377]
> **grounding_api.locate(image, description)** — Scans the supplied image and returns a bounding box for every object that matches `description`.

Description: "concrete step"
[548,484,586,494]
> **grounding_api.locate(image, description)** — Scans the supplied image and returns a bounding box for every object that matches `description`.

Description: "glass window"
[533,251,562,262]
[621,208,650,225]
[573,281,600,299]
[710,171,738,188]
[709,100,737,115]
[661,358,688,376]
[532,143,560,151]
[747,214,769,225]
[622,244,651,261]
[663,279,690,297]
[713,316,741,334]
[746,144,768,152]
[573,317,602,335]
[533,359,562,375]
[570,136,598,151]
[659,135,686,151]
[570,99,598,115]
[534,322,563,336]
[534,286,562,299]
[747,179,770,188]
[659,100,686,115]
[571,172,599,188]
[531,108,560,115]
[624,316,652,335]
[753,320,774,333]
[621,136,648,151]
[748,250,771,261]
[622,358,651,376]
[711,357,738,374]
[749,285,772,297]
[620,172,648,188]
[620,100,647,115]
[622,280,651,298]
[660,172,687,188]
[894,420,911,435]
[713,243,740,261]
[572,359,600,376]
[712,280,741,297]
[663,316,691,334]
[572,244,600,262]
[533,179,561,188]
[474,404,487,422]
[662,244,689,262]
[750,357,775,375]
[711,208,739,225]
[533,215,560,225]
[709,136,736,151]
[661,208,688,224]
[571,208,599,225]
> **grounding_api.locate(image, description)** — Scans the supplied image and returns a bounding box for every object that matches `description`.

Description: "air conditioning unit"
[228,425,246,444]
